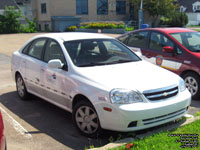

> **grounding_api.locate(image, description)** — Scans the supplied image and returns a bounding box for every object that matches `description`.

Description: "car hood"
[76,60,180,93]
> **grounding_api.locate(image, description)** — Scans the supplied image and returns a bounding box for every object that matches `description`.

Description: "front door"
[142,31,182,73]
[41,39,71,110]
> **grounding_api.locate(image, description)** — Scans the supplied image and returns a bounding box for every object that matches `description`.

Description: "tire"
[16,74,29,100]
[72,100,101,137]
[182,72,200,100]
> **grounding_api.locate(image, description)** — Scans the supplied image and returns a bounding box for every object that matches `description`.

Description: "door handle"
[41,68,45,72]
[35,78,40,82]
[52,74,56,79]
[146,55,152,58]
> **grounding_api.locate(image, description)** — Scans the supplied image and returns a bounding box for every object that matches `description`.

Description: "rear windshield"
[64,39,141,67]
[170,32,200,52]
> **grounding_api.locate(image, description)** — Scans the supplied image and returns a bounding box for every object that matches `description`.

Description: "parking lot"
[0,33,200,150]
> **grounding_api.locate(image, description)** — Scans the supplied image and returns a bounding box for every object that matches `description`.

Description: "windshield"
[64,39,141,67]
[170,32,200,52]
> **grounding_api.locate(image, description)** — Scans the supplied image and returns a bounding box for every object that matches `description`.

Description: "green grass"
[110,119,200,150]
[194,111,200,117]
[192,29,200,32]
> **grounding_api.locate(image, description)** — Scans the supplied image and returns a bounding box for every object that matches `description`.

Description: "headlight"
[110,89,143,104]
[179,78,186,92]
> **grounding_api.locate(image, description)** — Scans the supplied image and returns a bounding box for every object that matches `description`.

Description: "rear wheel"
[16,74,29,100]
[183,72,200,99]
[72,101,101,137]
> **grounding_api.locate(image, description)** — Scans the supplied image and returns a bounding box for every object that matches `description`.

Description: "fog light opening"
[128,121,137,128]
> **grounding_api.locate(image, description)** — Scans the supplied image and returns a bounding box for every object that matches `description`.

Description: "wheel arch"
[72,94,93,109]
[180,70,200,78]
[15,71,21,81]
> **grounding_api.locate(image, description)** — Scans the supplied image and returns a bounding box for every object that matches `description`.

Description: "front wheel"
[183,72,200,99]
[72,101,101,137]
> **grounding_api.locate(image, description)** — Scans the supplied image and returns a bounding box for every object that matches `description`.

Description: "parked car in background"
[0,111,6,150]
[117,28,200,99]
[11,33,191,137]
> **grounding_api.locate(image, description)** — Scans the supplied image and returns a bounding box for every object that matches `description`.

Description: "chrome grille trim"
[143,108,186,125]
[143,85,178,101]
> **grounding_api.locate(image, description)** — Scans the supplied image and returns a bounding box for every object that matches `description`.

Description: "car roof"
[33,32,113,41]
[140,28,196,34]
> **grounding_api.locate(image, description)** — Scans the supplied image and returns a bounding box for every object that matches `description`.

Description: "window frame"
[116,0,126,15]
[42,39,67,64]
[24,38,48,61]
[126,31,150,49]
[76,0,88,15]
[97,0,108,15]
[41,3,47,14]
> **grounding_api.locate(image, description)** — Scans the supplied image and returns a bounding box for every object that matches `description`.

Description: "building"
[32,0,132,32]
[16,0,33,22]
[0,0,33,24]
[178,0,200,25]
[0,0,18,15]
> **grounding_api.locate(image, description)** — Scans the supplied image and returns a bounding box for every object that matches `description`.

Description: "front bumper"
[94,89,191,132]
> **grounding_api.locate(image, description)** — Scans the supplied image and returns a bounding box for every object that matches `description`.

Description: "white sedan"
[11,33,191,137]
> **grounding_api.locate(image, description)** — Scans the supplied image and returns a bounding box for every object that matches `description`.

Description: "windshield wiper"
[78,62,107,67]
[107,59,135,65]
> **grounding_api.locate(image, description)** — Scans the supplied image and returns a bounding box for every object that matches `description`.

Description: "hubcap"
[17,77,25,97]
[75,106,99,134]
[185,76,198,96]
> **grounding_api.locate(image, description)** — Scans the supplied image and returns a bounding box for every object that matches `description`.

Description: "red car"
[117,28,200,99]
[0,111,6,150]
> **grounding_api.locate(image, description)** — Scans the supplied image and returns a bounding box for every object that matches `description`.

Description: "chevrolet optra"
[11,33,191,137]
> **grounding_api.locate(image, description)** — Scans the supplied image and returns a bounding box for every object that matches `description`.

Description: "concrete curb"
[89,114,200,150]
[89,138,134,150]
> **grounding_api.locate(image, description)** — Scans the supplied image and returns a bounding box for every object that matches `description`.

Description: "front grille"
[143,107,187,125]
[143,85,178,101]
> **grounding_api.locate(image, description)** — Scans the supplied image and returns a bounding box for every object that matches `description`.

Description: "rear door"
[24,38,48,95]
[119,31,149,58]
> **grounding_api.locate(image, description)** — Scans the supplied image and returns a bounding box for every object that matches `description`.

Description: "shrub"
[66,26,77,32]
[126,27,134,31]
[20,18,37,33]
[160,12,188,27]
[0,6,21,33]
[79,22,125,29]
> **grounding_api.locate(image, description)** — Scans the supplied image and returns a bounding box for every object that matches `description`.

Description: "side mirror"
[48,59,63,69]
[162,46,174,53]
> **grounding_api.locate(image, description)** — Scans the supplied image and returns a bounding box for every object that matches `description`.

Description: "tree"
[2,6,22,33]
[131,0,178,27]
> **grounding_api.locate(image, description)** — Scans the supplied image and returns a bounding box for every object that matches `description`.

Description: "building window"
[76,0,88,14]
[97,0,108,15]
[41,3,47,14]
[116,1,126,15]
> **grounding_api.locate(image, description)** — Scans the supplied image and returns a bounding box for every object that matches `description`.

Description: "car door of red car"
[143,31,183,74]
[121,31,150,59]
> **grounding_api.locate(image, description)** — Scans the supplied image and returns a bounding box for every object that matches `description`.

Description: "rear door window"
[27,39,47,60]
[126,31,149,48]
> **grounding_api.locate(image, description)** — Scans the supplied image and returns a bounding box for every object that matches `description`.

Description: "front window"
[97,0,108,15]
[64,39,141,67]
[170,32,200,52]
[116,0,126,15]
[76,0,88,14]
[150,32,174,51]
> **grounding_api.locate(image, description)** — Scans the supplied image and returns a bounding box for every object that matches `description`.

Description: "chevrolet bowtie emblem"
[163,92,168,97]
